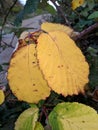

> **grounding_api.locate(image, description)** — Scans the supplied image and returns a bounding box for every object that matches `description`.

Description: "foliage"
[49,102,98,130]
[37,28,89,96]
[6,22,95,129]
[88,11,98,19]
[7,43,50,103]
[41,22,76,37]
[0,0,98,129]
[57,0,98,31]
[15,105,39,130]
[7,23,89,103]
[14,102,98,130]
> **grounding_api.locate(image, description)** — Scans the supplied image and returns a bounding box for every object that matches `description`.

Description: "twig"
[0,0,18,44]
[1,40,15,48]
[9,32,16,46]
[1,0,18,28]
[50,0,71,26]
[39,106,48,122]
[74,22,98,41]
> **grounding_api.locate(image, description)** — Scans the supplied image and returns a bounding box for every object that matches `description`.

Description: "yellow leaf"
[72,0,85,10]
[41,22,78,38]
[0,90,5,105]
[37,31,89,97]
[7,44,50,103]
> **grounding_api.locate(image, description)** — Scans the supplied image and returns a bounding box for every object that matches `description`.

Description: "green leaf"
[29,103,38,108]
[34,122,44,130]
[15,105,39,130]
[87,0,95,10]
[87,47,98,57]
[14,0,40,26]
[80,8,89,17]
[48,102,98,130]
[46,4,56,14]
[38,0,56,14]
[88,11,98,19]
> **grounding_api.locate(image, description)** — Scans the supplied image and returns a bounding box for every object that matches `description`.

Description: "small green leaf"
[38,0,56,14]
[48,102,98,130]
[15,105,39,130]
[46,4,56,14]
[87,47,98,57]
[88,11,98,19]
[87,0,95,10]
[29,103,38,108]
[34,122,44,130]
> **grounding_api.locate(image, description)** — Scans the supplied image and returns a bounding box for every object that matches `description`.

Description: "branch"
[50,0,71,26]
[1,0,18,28]
[74,22,98,41]
[1,40,15,48]
[0,0,18,44]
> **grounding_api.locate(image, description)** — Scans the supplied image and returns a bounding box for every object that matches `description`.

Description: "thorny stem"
[50,0,71,26]
[74,22,98,41]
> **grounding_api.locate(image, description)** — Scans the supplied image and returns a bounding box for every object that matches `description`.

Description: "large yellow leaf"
[7,44,50,103]
[37,31,89,97]
[41,22,78,38]
[72,0,85,10]
[0,90,5,105]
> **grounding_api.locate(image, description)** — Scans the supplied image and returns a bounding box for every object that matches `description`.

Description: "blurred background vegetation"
[0,0,98,129]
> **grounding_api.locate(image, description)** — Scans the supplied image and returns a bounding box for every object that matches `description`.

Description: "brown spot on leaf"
[37,60,39,64]
[34,53,37,57]
[58,65,60,68]
[61,65,63,67]
[57,65,63,68]
[32,61,36,64]
[33,89,38,92]
[48,76,53,79]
